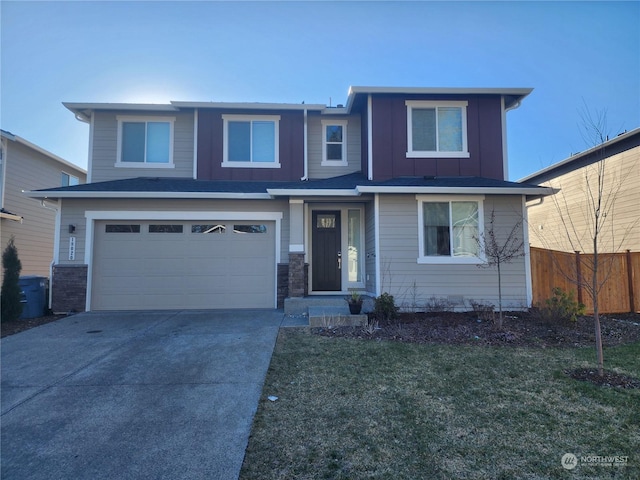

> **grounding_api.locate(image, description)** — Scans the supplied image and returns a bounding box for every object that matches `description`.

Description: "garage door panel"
[92,219,276,310]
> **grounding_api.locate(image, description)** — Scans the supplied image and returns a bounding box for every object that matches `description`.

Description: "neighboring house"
[25,87,553,313]
[1,130,87,284]
[521,128,639,253]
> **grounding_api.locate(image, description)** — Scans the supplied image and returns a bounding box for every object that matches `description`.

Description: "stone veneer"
[51,264,87,314]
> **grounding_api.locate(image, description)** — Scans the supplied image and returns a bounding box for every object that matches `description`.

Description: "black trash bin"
[18,276,47,319]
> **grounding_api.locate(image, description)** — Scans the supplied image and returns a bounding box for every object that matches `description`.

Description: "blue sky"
[1,1,638,180]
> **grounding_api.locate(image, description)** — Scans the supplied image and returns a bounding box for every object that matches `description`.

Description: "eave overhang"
[23,190,272,200]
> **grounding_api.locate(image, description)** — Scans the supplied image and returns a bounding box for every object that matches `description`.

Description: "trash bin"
[18,276,48,319]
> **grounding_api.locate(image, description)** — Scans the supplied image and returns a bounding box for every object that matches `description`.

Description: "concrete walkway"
[1,310,301,480]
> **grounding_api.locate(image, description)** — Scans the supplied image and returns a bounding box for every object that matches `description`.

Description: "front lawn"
[240,330,639,479]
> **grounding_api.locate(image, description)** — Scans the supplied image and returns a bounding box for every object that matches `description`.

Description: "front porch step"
[308,306,368,328]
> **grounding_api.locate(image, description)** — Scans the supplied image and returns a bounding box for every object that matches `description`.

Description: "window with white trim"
[116,116,175,166]
[417,196,484,263]
[222,115,280,168]
[61,172,79,186]
[406,101,468,158]
[321,120,348,165]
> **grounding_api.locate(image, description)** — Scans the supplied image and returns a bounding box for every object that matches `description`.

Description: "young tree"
[1,236,23,322]
[542,107,637,377]
[475,208,525,329]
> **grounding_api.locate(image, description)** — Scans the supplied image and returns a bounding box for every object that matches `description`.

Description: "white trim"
[321,119,348,166]
[367,94,373,180]
[222,114,281,168]
[405,100,469,158]
[374,194,381,295]
[193,109,198,179]
[115,115,176,166]
[289,244,305,252]
[289,198,304,204]
[357,185,555,195]
[522,196,533,307]
[267,188,359,196]
[416,194,485,265]
[25,191,273,200]
[84,210,283,311]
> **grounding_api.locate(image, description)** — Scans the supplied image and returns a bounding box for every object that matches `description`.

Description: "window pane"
[423,202,450,256]
[348,210,361,282]
[412,108,436,151]
[122,122,145,162]
[326,144,342,160]
[438,107,463,152]
[316,215,336,229]
[252,121,275,163]
[452,202,478,256]
[61,173,69,187]
[326,125,343,143]
[191,224,226,234]
[105,224,141,233]
[228,121,251,162]
[149,224,183,233]
[146,122,170,163]
[233,224,267,233]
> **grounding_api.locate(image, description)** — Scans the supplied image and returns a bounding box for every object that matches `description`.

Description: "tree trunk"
[497,261,503,329]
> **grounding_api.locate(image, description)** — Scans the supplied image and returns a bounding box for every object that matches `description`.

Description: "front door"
[312,210,341,291]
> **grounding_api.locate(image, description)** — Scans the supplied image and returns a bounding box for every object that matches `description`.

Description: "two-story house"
[1,130,86,284]
[26,87,552,313]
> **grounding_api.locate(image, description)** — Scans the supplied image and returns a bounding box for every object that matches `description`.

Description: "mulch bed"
[1,314,67,338]
[314,311,640,388]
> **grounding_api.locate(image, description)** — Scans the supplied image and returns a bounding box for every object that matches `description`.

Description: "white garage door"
[91,220,276,310]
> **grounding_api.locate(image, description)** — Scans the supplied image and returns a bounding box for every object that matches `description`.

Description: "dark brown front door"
[312,211,341,291]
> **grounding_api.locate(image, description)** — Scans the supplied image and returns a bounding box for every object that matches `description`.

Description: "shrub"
[1,237,23,322]
[373,292,399,323]
[534,287,585,324]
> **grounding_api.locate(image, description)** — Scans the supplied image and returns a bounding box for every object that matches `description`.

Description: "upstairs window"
[117,116,174,166]
[417,195,484,264]
[406,101,468,158]
[222,115,280,168]
[321,120,348,166]
[61,172,79,186]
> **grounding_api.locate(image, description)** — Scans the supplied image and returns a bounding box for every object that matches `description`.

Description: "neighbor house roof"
[519,128,640,184]
[24,173,554,200]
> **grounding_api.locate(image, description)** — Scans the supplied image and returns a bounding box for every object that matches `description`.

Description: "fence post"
[574,251,583,306]
[627,250,635,313]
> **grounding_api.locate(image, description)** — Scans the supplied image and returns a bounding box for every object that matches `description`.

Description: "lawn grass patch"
[240,330,639,479]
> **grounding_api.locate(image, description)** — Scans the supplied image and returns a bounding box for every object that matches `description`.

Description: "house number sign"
[69,236,76,260]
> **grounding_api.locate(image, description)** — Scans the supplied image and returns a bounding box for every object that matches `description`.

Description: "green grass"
[240,331,640,479]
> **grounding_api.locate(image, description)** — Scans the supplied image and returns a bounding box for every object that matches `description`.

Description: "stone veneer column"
[51,264,88,313]
[288,252,306,298]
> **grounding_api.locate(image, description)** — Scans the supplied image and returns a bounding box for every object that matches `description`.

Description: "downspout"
[301,107,308,180]
[41,198,61,311]
[367,95,373,180]
[501,97,522,181]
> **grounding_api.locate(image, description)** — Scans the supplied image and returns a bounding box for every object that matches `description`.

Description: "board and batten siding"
[1,140,86,280]
[90,110,195,183]
[56,198,290,266]
[527,145,640,253]
[377,194,529,310]
[307,114,362,179]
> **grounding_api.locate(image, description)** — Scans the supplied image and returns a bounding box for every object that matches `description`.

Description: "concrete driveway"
[1,309,297,480]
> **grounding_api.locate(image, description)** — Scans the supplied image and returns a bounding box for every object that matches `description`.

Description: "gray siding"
[527,145,640,252]
[90,110,194,182]
[56,198,290,267]
[1,140,86,279]
[307,114,362,179]
[377,194,529,310]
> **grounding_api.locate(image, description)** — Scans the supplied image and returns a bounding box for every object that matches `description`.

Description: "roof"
[64,85,533,121]
[24,173,554,200]
[0,129,87,175]
[519,128,640,184]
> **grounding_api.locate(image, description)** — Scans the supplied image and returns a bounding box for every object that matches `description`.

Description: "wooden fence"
[530,247,639,314]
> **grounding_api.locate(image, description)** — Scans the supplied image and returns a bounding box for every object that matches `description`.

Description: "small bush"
[373,292,399,323]
[424,296,455,313]
[1,236,23,322]
[534,287,585,324]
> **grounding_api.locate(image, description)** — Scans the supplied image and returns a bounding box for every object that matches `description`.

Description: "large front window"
[222,115,280,168]
[417,196,483,263]
[117,116,174,165]
[406,101,468,158]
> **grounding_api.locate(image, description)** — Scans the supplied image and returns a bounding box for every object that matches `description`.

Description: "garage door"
[91,220,276,310]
